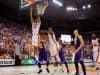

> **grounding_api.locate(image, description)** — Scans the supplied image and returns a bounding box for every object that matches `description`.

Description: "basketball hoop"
[36,1,48,16]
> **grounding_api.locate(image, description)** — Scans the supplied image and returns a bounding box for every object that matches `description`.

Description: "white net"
[36,2,48,15]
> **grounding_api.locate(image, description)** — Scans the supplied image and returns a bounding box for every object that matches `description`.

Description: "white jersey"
[32,22,41,46]
[48,32,58,57]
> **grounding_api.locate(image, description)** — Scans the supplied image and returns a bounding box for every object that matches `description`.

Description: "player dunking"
[29,0,48,58]
[30,8,41,58]
[73,29,86,75]
[29,1,49,74]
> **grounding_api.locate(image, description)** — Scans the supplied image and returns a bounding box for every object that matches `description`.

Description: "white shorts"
[56,55,61,62]
[50,55,60,63]
[32,35,38,46]
[93,49,98,61]
[49,46,58,57]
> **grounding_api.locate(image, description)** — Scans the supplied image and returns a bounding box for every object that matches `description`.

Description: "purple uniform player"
[59,44,69,73]
[38,42,50,74]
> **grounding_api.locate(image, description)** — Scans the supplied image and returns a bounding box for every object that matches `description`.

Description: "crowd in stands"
[0,17,99,60]
[0,17,32,59]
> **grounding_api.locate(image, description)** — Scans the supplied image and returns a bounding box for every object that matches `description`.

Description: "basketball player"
[48,27,58,57]
[73,29,86,75]
[48,27,59,71]
[91,34,99,69]
[96,38,100,70]
[30,8,41,58]
[30,0,48,57]
[58,44,69,73]
[37,41,50,74]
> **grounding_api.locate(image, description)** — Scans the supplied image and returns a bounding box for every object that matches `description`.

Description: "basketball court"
[0,0,100,75]
[0,64,100,75]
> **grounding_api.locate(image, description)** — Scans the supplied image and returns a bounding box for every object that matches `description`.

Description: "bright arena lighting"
[74,8,78,11]
[82,6,86,9]
[66,7,77,11]
[53,0,63,7]
[87,4,91,8]
[66,7,73,11]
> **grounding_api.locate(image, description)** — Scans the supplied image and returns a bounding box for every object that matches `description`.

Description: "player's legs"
[34,46,39,57]
[44,53,50,73]
[59,54,69,73]
[74,54,80,75]
[93,49,98,66]
[37,61,50,74]
[46,61,50,73]
[38,53,43,74]
[32,35,39,59]
[50,56,59,72]
[80,61,86,75]
[37,62,42,74]
[37,49,44,74]
[37,51,50,74]
[74,53,86,75]
[74,62,79,75]
[94,48,100,70]
[64,62,69,73]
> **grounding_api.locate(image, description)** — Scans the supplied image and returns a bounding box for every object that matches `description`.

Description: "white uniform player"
[48,28,60,72]
[30,1,48,58]
[92,38,99,62]
[30,8,41,46]
[48,33,58,57]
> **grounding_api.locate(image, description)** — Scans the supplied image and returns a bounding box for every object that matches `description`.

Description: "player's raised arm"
[30,7,34,24]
